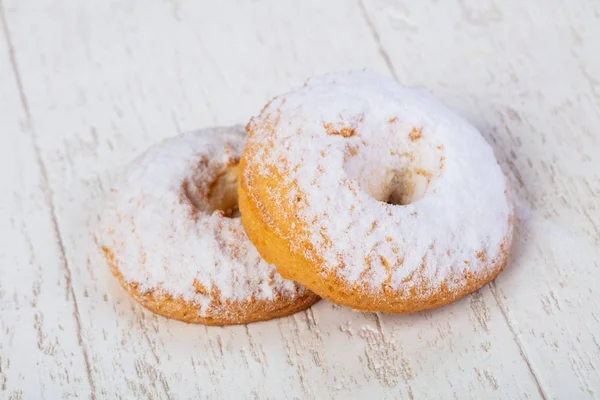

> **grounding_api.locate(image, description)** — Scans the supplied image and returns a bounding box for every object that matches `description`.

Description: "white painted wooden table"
[1,1,599,399]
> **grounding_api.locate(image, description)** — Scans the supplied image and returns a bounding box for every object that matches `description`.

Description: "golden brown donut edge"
[102,247,320,326]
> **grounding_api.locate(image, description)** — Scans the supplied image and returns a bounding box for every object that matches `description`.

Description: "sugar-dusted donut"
[239,71,513,314]
[100,126,318,325]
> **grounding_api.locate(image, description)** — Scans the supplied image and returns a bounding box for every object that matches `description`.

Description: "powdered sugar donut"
[239,71,513,314]
[100,126,318,325]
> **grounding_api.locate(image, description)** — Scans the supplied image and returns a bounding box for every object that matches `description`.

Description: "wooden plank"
[0,4,92,399]
[1,0,576,398]
[359,0,600,398]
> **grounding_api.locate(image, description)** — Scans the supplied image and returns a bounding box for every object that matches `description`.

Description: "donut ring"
[101,126,319,325]
[239,71,513,314]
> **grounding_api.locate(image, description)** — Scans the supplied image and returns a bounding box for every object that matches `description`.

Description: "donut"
[239,71,513,314]
[100,126,319,325]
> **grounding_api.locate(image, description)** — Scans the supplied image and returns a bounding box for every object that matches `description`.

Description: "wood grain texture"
[0,4,92,398]
[0,0,598,399]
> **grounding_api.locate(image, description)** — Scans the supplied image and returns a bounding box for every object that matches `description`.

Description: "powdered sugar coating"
[244,71,513,298]
[101,126,307,318]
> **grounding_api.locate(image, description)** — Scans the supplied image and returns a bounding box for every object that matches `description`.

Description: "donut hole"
[182,162,241,218]
[385,168,432,206]
[207,164,241,218]
[343,133,444,206]
[386,173,415,206]
[346,160,438,207]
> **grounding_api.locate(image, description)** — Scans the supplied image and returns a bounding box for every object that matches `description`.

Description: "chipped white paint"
[0,0,598,398]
